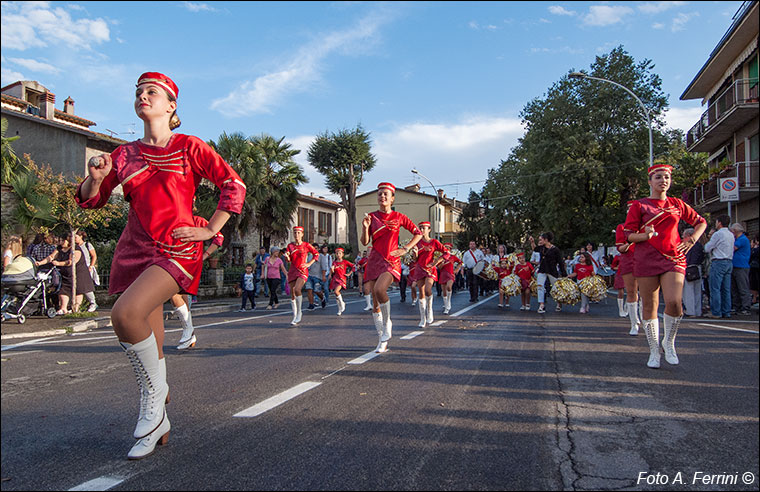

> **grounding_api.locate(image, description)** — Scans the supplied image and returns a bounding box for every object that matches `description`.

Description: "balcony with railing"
[686,79,759,152]
[685,160,759,210]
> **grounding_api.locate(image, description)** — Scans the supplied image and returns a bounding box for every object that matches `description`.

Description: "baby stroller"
[1,255,59,324]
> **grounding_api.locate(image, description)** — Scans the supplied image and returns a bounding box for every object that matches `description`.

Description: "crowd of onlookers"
[3,231,100,315]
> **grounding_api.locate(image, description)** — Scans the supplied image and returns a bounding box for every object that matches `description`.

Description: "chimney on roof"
[310,192,314,197]
[437,189,445,199]
[64,97,75,115]
[404,183,420,192]
[40,91,55,120]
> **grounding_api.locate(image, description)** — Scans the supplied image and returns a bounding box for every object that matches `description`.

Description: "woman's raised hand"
[87,154,112,182]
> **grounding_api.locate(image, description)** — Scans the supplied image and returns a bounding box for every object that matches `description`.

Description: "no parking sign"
[719,177,739,202]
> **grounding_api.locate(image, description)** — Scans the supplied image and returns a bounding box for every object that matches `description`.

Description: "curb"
[1,303,239,341]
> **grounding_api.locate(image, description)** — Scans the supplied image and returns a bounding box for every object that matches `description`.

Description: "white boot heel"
[127,410,170,460]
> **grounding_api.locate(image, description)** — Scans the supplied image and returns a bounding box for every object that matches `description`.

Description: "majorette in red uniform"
[361,182,422,353]
[615,201,641,332]
[513,253,534,311]
[330,247,354,315]
[77,136,244,296]
[283,226,319,325]
[76,72,245,461]
[439,243,461,314]
[494,259,514,308]
[624,162,706,369]
[410,221,447,327]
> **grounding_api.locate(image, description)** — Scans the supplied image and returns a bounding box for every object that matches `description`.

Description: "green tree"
[481,45,669,249]
[307,125,376,255]
[1,117,21,184]
[23,157,122,304]
[249,134,306,251]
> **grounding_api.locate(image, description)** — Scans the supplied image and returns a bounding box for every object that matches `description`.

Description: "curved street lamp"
[411,168,441,240]
[569,71,653,167]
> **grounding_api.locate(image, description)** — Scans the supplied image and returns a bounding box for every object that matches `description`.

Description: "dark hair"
[245,263,253,268]
[540,232,554,243]
[584,241,595,250]
[582,252,593,265]
[716,215,731,227]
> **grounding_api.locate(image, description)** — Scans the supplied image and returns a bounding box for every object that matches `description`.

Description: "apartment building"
[681,0,758,236]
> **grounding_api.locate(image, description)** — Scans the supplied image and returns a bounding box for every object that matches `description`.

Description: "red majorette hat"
[293,226,304,232]
[648,163,673,176]
[137,72,179,100]
[419,221,431,228]
[377,182,396,193]
[335,247,344,253]
[516,252,526,258]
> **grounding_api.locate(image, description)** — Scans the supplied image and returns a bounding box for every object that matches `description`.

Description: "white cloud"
[291,116,526,201]
[530,46,584,55]
[468,20,480,29]
[1,66,26,86]
[582,5,634,26]
[664,106,703,134]
[548,6,577,16]
[182,2,218,13]
[638,1,686,14]
[671,12,699,32]
[8,57,60,74]
[1,1,110,51]
[210,10,394,117]
[652,22,666,29]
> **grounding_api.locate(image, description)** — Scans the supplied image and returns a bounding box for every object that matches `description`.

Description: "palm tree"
[249,134,307,251]
[2,117,21,184]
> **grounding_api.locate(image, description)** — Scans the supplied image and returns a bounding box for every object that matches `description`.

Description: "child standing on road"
[239,264,256,311]
[568,252,595,314]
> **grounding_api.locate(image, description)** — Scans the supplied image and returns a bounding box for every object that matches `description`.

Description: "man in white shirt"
[462,240,485,302]
[704,214,734,318]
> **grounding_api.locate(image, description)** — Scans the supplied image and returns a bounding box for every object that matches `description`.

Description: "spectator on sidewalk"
[318,244,333,304]
[682,228,704,317]
[74,232,99,312]
[26,233,44,257]
[3,235,23,269]
[263,247,288,309]
[305,245,326,310]
[31,234,58,271]
[254,247,269,297]
[750,234,759,306]
[730,223,752,315]
[704,214,734,319]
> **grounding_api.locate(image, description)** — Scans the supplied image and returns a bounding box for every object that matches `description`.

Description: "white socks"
[617,299,628,317]
[364,295,372,310]
[662,313,681,365]
[644,319,660,368]
[175,304,194,343]
[418,297,427,327]
[626,302,640,336]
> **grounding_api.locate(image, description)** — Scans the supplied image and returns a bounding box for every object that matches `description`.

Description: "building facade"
[681,0,758,237]
[354,184,464,250]
[1,80,126,180]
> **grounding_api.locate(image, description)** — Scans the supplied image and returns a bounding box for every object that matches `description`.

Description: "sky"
[0,1,746,203]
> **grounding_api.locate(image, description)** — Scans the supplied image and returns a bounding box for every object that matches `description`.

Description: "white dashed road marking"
[233,381,322,418]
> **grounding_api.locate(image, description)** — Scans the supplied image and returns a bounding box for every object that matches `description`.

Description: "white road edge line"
[449,294,499,317]
[68,475,125,491]
[347,351,382,365]
[697,323,759,334]
[233,381,322,418]
[400,331,425,340]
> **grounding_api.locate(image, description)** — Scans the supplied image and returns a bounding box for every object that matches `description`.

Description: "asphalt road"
[2,291,758,491]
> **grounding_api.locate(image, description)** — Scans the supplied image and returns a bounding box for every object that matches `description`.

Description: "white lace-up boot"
[175,304,196,350]
[336,294,344,315]
[418,297,428,327]
[617,299,628,317]
[127,409,170,460]
[643,319,661,369]
[426,295,434,324]
[364,295,373,311]
[373,311,387,353]
[120,333,169,439]
[443,295,450,314]
[295,295,303,323]
[662,313,682,365]
[379,301,392,341]
[290,299,299,325]
[626,302,640,336]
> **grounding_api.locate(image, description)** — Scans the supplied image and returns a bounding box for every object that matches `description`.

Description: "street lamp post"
[568,72,653,167]
[411,168,441,240]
